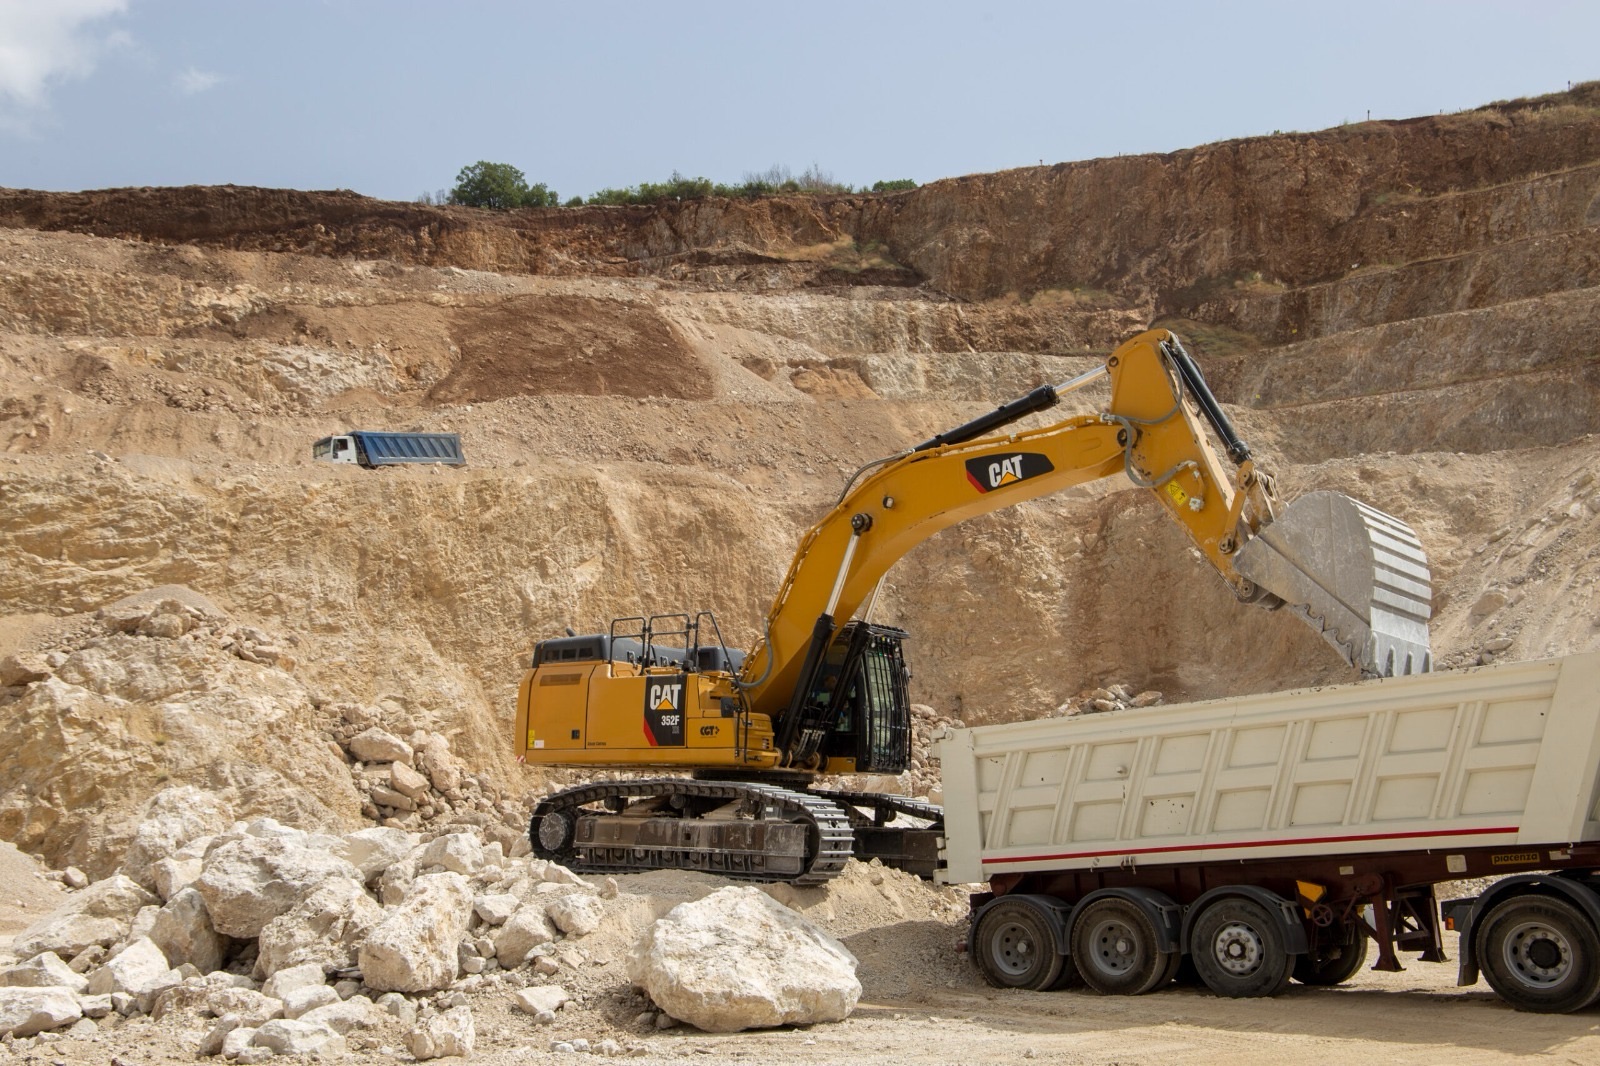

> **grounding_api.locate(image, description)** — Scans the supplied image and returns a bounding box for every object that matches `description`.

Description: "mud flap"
[1234,491,1433,676]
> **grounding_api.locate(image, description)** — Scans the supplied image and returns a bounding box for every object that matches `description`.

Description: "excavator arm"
[737,329,1432,724]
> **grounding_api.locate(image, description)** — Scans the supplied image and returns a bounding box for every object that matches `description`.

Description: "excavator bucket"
[1233,491,1434,677]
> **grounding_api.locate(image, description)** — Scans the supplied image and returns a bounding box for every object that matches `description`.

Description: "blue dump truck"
[311,431,466,468]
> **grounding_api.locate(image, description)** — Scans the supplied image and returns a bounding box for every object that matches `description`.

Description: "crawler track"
[530,778,856,885]
[812,789,945,828]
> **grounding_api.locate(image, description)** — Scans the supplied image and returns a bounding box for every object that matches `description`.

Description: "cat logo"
[964,452,1055,494]
[699,724,719,737]
[642,676,687,747]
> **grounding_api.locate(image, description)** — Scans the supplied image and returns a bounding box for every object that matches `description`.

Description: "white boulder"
[492,904,555,968]
[418,832,483,876]
[349,727,413,766]
[0,987,83,1037]
[513,986,569,1015]
[119,787,235,894]
[0,952,88,994]
[281,984,340,1019]
[336,827,417,882]
[297,996,381,1035]
[149,886,228,974]
[85,938,179,1006]
[205,987,283,1026]
[358,872,473,993]
[626,886,860,1033]
[260,961,326,1002]
[252,1018,347,1056]
[255,877,382,978]
[546,894,605,937]
[413,733,461,793]
[389,761,430,802]
[194,837,362,938]
[11,874,158,961]
[473,893,519,926]
[221,1026,257,1058]
[150,855,205,902]
[405,1005,474,1060]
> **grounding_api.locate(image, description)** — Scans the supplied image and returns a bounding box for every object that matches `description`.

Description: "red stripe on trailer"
[983,824,1520,866]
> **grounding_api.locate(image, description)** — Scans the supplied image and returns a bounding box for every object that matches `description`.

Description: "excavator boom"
[735,329,1432,720]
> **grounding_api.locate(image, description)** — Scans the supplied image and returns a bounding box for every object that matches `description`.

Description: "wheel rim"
[990,920,1040,978]
[537,810,573,851]
[1502,919,1574,989]
[1086,918,1141,977]
[1212,921,1265,976]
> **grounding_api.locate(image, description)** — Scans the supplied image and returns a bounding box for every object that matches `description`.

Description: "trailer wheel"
[1476,894,1600,1013]
[1293,935,1368,986]
[1070,897,1174,996]
[1047,953,1086,991]
[1191,898,1295,998]
[972,898,1065,990]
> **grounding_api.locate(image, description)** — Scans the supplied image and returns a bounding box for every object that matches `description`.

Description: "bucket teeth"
[1234,491,1433,677]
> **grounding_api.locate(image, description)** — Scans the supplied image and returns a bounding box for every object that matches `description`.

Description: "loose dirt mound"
[431,294,707,403]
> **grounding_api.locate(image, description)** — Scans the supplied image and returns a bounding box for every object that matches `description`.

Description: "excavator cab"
[768,621,913,775]
[809,623,913,775]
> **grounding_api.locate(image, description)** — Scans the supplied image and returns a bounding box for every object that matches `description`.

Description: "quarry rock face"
[626,886,862,1032]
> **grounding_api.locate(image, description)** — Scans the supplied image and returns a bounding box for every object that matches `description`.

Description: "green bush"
[447,161,558,210]
[582,165,856,207]
[870,178,918,193]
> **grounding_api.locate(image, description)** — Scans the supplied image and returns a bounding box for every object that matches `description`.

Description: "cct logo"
[643,676,687,747]
[964,452,1055,494]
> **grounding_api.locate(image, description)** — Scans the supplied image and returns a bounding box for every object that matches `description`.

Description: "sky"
[2,1,1598,203]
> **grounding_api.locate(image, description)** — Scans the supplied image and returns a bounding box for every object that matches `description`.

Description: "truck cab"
[312,435,359,464]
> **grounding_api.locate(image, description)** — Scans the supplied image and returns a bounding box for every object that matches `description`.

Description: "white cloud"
[177,67,220,95]
[0,0,128,113]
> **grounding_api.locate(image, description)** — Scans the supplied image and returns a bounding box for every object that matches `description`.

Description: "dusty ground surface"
[4,859,1598,1066]
[3,83,1600,1063]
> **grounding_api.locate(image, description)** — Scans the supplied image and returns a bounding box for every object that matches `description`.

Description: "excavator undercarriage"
[530,777,942,884]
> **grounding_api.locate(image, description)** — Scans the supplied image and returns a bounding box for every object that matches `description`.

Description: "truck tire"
[1191,898,1295,998]
[1070,897,1174,996]
[1475,893,1600,1013]
[1047,953,1086,990]
[972,897,1066,990]
[1293,935,1368,986]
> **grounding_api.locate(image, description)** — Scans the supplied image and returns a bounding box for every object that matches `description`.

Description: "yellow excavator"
[514,329,1434,883]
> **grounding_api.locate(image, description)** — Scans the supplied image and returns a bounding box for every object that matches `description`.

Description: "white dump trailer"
[935,651,1600,1011]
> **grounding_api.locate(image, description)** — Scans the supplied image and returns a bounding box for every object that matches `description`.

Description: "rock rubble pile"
[1052,683,1164,717]
[0,793,905,1058]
